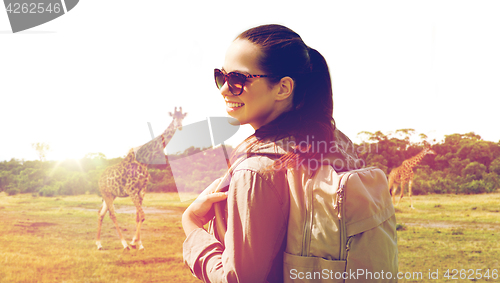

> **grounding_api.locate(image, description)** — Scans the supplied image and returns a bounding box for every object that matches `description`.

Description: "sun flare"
[50,145,86,162]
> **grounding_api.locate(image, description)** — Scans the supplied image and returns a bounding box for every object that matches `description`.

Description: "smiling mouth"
[226,102,245,108]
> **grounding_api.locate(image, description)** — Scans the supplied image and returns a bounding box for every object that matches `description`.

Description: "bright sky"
[1,0,499,162]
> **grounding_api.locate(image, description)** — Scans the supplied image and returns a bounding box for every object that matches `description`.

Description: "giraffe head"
[169,107,188,130]
[423,146,436,155]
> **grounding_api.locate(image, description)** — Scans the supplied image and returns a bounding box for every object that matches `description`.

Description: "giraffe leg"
[96,199,108,250]
[105,196,130,250]
[397,181,405,207]
[130,222,144,251]
[409,179,415,209]
[130,191,145,251]
[392,184,398,206]
[388,175,394,196]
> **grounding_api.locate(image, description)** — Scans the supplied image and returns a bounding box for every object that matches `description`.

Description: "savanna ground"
[0,192,499,283]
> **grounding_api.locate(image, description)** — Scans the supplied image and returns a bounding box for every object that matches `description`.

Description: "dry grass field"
[0,192,499,282]
[0,192,199,283]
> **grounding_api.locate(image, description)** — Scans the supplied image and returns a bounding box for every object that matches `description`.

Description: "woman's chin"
[225,112,242,125]
[226,116,241,126]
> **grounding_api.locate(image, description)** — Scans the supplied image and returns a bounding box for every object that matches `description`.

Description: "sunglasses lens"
[214,69,225,89]
[227,73,245,95]
[214,69,246,95]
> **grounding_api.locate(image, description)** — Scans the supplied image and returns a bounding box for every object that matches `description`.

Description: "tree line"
[0,146,232,197]
[356,129,500,195]
[1,130,499,196]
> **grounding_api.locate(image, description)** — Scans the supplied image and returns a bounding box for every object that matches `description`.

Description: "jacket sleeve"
[183,167,289,283]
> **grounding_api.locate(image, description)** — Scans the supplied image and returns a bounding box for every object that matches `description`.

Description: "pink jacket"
[183,129,360,283]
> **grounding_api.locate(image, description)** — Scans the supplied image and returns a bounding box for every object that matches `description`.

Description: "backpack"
[214,159,398,283]
[284,165,398,283]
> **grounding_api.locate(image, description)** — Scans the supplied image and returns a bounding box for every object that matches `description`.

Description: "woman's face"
[220,39,289,130]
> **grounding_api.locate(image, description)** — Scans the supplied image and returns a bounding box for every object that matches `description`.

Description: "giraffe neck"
[404,150,428,169]
[134,119,178,165]
[159,119,177,148]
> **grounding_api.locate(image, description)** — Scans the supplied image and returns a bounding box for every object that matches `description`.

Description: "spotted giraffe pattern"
[388,146,436,208]
[96,107,187,250]
[135,107,187,165]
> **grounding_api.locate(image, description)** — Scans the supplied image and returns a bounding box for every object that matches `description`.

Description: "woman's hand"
[182,178,228,237]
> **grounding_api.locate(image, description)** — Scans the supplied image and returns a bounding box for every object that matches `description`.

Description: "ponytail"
[293,47,335,138]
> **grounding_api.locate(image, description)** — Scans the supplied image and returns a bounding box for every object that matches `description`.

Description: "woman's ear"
[275,76,294,101]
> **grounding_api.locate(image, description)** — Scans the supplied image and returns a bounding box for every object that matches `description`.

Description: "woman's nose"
[220,82,233,97]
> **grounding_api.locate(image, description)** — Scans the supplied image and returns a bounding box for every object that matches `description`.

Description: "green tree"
[489,157,500,175]
[0,171,15,191]
[355,129,500,195]
[482,172,500,193]
[6,184,20,195]
[462,162,487,182]
[17,167,45,193]
[39,182,62,197]
[60,172,90,195]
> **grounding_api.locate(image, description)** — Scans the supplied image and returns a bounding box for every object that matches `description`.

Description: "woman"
[182,24,360,283]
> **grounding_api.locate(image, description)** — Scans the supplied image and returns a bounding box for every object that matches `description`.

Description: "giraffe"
[96,107,187,250]
[388,145,436,209]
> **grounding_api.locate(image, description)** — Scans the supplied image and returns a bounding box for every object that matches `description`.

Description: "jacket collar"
[234,128,362,172]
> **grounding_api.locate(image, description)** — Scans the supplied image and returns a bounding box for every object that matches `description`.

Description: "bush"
[458,180,486,194]
[39,183,61,197]
[413,170,454,195]
[482,172,500,193]
[6,185,19,196]
[59,173,90,195]
[411,178,427,195]
[461,162,486,180]
[490,157,500,175]
[427,178,452,194]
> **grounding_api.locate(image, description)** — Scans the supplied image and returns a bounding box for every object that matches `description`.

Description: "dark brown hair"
[232,24,336,167]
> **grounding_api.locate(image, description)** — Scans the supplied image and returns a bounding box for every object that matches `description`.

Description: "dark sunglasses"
[214,68,269,96]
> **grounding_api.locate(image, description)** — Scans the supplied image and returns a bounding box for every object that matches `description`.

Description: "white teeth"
[227,102,244,108]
